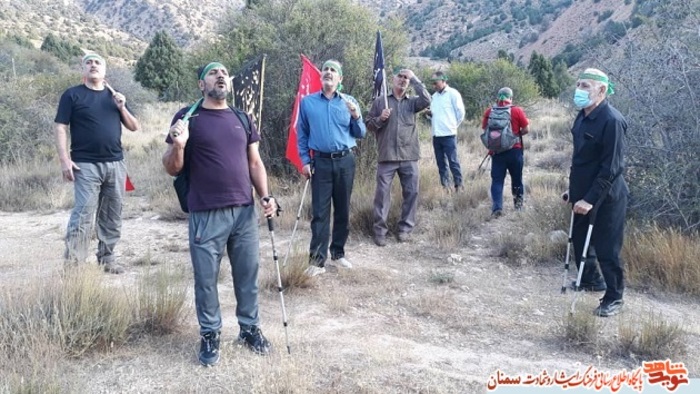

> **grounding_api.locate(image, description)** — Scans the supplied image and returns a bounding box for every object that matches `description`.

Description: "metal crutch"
[561,209,575,294]
[570,208,600,314]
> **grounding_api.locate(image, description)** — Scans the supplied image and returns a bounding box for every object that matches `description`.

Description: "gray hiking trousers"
[189,205,261,334]
[64,160,126,264]
[373,160,419,237]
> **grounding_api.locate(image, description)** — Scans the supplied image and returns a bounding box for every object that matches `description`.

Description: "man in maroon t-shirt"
[162,62,278,365]
[481,87,530,217]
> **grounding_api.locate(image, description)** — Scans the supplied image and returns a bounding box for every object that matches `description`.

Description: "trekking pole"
[477,153,490,174]
[282,178,310,267]
[560,209,575,294]
[264,203,291,354]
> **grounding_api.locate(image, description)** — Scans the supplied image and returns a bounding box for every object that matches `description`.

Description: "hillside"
[0,0,244,61]
[1,0,646,65]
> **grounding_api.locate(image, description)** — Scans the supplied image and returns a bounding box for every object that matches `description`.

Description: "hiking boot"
[491,210,503,218]
[397,232,410,243]
[455,185,463,193]
[238,326,271,355]
[514,196,524,211]
[570,280,607,292]
[331,257,353,268]
[101,261,125,274]
[304,265,326,277]
[594,298,624,317]
[199,331,221,366]
[373,235,387,247]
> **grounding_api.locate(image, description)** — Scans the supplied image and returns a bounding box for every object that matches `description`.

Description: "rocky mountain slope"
[0,0,642,64]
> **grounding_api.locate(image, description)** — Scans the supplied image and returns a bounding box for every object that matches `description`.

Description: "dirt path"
[0,199,698,393]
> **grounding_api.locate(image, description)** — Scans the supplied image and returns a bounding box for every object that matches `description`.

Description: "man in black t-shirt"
[54,53,140,274]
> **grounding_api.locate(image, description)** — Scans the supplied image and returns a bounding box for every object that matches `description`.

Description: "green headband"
[579,72,615,95]
[431,75,448,81]
[498,94,511,101]
[199,62,226,80]
[322,60,343,76]
[82,54,105,65]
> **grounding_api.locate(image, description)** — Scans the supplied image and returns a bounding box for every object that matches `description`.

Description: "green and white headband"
[82,53,105,65]
[199,62,227,80]
[579,72,615,95]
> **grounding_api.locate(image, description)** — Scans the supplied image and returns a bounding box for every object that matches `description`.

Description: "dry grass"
[135,264,188,335]
[48,266,134,357]
[0,159,72,212]
[350,175,403,238]
[616,312,687,361]
[492,194,570,265]
[562,310,602,349]
[623,225,700,296]
[261,249,317,292]
[628,313,687,360]
[0,263,189,391]
[495,234,528,265]
[132,249,163,266]
[429,268,456,285]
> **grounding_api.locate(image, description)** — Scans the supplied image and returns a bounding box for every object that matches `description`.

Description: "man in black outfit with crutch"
[566,68,628,317]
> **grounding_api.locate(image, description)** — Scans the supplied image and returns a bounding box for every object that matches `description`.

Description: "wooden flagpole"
[257,54,266,133]
[382,69,388,109]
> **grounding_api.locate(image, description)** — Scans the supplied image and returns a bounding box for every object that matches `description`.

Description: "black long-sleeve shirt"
[569,99,629,204]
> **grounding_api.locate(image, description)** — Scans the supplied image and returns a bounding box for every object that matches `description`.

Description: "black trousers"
[309,154,355,266]
[572,195,627,301]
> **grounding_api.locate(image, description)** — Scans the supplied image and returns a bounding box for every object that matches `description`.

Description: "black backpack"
[173,101,252,213]
[480,105,520,153]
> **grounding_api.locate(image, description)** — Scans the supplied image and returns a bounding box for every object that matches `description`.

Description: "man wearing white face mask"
[564,68,628,317]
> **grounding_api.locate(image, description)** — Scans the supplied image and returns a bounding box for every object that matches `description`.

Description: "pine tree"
[40,33,82,63]
[552,59,573,96]
[527,51,559,98]
[134,31,185,101]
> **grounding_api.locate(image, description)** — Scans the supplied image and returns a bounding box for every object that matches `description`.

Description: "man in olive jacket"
[366,68,431,246]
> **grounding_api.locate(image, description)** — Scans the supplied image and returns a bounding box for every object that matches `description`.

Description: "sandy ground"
[1,188,698,393]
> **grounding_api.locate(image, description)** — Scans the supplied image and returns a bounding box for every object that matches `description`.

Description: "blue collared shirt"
[297,91,366,165]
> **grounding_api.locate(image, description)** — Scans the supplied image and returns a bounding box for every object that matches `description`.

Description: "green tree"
[527,51,559,98]
[134,31,186,101]
[552,59,573,97]
[497,49,514,63]
[445,59,539,120]
[196,0,407,174]
[40,33,82,63]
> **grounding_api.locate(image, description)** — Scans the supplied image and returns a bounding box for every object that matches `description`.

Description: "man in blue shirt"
[297,59,366,276]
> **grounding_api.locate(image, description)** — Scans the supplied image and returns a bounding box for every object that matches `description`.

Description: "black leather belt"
[314,149,351,159]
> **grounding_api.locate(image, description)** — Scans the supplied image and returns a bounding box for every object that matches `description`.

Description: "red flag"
[125,175,135,192]
[286,54,322,173]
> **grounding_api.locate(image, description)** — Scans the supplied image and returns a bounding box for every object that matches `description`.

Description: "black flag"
[232,55,266,131]
[372,31,385,100]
